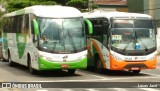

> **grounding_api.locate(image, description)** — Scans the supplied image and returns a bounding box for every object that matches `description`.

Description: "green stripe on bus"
[38,57,87,70]
[16,33,27,59]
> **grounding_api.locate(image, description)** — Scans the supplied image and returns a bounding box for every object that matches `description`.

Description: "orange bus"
[83,11,157,74]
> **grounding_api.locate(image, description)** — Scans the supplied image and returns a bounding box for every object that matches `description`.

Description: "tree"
[67,0,88,10]
[6,0,57,12]
[66,0,98,11]
[52,0,70,5]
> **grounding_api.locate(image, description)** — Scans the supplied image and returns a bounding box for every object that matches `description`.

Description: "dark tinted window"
[134,20,153,28]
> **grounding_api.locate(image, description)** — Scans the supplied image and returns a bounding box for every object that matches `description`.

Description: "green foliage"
[92,3,98,9]
[67,0,88,9]
[7,1,31,12]
[0,11,5,35]
[4,0,98,13]
[52,0,70,5]
[6,0,57,12]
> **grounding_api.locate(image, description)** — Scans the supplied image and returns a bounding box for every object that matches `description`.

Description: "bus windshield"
[37,17,86,53]
[111,19,156,55]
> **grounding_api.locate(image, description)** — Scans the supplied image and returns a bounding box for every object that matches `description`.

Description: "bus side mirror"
[85,19,93,34]
[153,21,157,35]
[102,20,109,34]
[32,19,39,35]
[155,28,157,35]
[154,24,157,35]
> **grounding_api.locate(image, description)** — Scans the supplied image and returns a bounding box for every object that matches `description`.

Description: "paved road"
[0,56,160,91]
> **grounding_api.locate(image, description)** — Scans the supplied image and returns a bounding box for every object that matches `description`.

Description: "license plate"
[61,64,69,69]
[131,67,140,70]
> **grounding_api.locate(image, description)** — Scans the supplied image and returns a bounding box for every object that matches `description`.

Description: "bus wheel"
[68,69,76,74]
[8,53,14,67]
[28,57,36,74]
[95,57,103,73]
[132,70,141,74]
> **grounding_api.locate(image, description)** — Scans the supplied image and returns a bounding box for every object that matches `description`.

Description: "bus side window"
[92,19,103,36]
[31,20,36,42]
[19,15,23,33]
[8,18,13,33]
[3,18,8,33]
[103,20,109,34]
[24,14,29,34]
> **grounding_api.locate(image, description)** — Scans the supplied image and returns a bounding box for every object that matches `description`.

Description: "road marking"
[139,88,160,91]
[61,89,74,91]
[28,74,160,82]
[140,72,160,76]
[36,90,48,91]
[85,89,100,91]
[156,67,160,69]
[90,75,107,79]
[29,79,107,82]
[106,75,160,80]
[110,88,128,91]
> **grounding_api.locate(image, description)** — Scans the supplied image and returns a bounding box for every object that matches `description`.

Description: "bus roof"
[82,10,152,19]
[4,5,82,18]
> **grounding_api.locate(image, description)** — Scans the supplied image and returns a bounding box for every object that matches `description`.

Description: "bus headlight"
[112,54,123,62]
[148,55,156,60]
[39,52,51,60]
[81,54,87,59]
[39,54,47,60]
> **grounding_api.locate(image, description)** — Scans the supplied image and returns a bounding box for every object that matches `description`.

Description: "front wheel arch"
[94,54,103,73]
[8,49,14,67]
[27,53,36,74]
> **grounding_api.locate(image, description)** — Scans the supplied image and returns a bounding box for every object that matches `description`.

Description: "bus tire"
[68,69,76,74]
[95,55,103,73]
[8,51,14,67]
[132,70,141,74]
[28,55,36,74]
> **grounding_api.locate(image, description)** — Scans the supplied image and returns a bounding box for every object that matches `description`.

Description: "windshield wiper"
[135,30,148,52]
[122,30,134,53]
[122,38,133,53]
[136,37,149,52]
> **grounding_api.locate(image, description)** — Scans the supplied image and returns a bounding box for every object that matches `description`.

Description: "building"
[92,0,128,12]
[128,0,160,53]
[127,0,160,27]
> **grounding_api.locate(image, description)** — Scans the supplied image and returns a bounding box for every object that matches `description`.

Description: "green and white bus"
[2,5,92,74]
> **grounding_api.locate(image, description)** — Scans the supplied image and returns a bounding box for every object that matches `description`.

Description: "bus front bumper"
[38,57,87,70]
[110,55,157,71]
